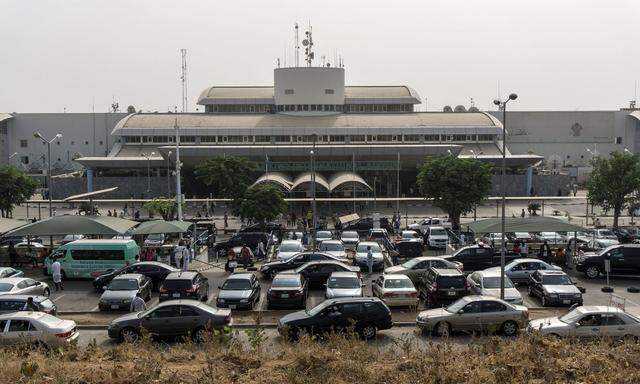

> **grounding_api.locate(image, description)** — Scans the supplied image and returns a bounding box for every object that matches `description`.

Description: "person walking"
[130,293,146,312]
[225,248,237,272]
[257,240,266,260]
[366,246,374,275]
[223,212,228,229]
[174,240,188,270]
[521,209,525,218]
[240,244,253,269]
[459,233,466,246]
[51,259,63,291]
[538,240,551,261]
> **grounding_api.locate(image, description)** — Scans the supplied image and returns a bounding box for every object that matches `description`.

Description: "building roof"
[0,113,14,123]
[114,112,499,132]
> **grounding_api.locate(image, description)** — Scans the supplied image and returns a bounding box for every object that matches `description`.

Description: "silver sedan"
[372,274,419,307]
[0,278,50,297]
[528,306,640,339]
[485,259,562,285]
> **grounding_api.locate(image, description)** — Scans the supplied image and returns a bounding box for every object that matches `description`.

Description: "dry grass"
[2,333,640,384]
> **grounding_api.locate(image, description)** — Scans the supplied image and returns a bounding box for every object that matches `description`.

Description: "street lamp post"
[141,152,156,192]
[493,93,518,300]
[166,151,172,196]
[174,118,183,221]
[34,132,63,218]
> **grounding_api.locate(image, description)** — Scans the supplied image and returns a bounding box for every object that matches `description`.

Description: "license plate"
[281,294,289,298]
[448,291,456,296]
[111,305,119,309]
[172,293,180,298]
[563,299,571,304]
[229,261,238,268]
[229,304,236,309]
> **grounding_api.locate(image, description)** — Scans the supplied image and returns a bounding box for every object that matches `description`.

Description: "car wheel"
[119,327,140,343]
[585,266,600,279]
[359,324,377,340]
[434,321,451,337]
[43,288,50,297]
[501,321,519,337]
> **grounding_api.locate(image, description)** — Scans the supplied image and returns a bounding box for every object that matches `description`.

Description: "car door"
[622,247,640,274]
[480,300,510,333]
[3,319,42,345]
[574,314,603,338]
[141,305,182,335]
[176,305,201,335]
[455,301,483,332]
[529,272,543,298]
[598,313,630,338]
[608,247,630,273]
[407,261,429,282]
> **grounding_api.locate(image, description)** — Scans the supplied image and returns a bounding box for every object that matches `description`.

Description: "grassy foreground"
[3,332,640,384]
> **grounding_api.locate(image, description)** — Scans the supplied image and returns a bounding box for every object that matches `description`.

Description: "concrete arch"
[252,172,293,191]
[291,172,330,191]
[328,172,372,192]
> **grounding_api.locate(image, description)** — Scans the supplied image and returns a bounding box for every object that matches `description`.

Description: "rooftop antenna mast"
[294,23,300,67]
[303,24,314,67]
[180,49,188,113]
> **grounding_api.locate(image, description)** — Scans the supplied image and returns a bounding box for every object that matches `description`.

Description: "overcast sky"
[2,0,639,113]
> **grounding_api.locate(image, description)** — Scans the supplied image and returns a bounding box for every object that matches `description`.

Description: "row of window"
[19,139,102,148]
[120,134,496,145]
[204,104,414,114]
[205,105,274,113]
[283,89,335,95]
[278,104,344,112]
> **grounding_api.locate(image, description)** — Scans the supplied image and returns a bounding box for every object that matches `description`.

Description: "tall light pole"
[493,93,518,300]
[166,150,172,196]
[174,118,183,221]
[396,152,400,216]
[141,152,155,192]
[310,149,316,250]
[34,132,63,217]
[352,152,356,214]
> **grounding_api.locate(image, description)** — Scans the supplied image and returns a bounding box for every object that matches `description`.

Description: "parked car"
[216,273,261,310]
[0,311,78,347]
[108,300,231,342]
[416,295,528,336]
[99,274,152,311]
[143,233,165,247]
[612,227,637,244]
[589,229,621,249]
[447,244,521,271]
[260,252,343,279]
[277,297,393,340]
[400,230,423,244]
[340,231,360,247]
[342,217,394,236]
[267,273,308,309]
[481,233,508,245]
[527,306,640,339]
[0,278,50,297]
[528,270,582,307]
[536,232,566,244]
[315,231,333,243]
[418,268,469,308]
[276,240,305,261]
[372,274,418,307]
[384,256,462,284]
[512,232,534,243]
[466,270,523,305]
[159,271,209,302]
[368,228,390,243]
[60,234,85,245]
[576,244,640,279]
[289,260,361,287]
[325,272,364,299]
[425,226,449,249]
[318,240,348,261]
[408,217,452,233]
[213,232,272,257]
[93,261,179,291]
[0,267,23,279]
[486,258,561,285]
[354,241,385,270]
[0,295,57,315]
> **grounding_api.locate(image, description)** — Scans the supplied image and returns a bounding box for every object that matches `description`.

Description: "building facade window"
[403,135,421,142]
[424,135,440,142]
[284,89,294,95]
[20,139,28,148]
[325,89,334,94]
[615,137,623,144]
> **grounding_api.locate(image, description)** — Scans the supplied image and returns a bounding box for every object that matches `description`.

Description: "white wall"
[274,67,345,111]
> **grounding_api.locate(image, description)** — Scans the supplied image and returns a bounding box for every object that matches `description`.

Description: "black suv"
[260,252,343,279]
[93,261,179,292]
[418,267,469,308]
[342,218,393,236]
[291,260,361,288]
[159,271,210,302]
[277,297,393,340]
[448,244,521,271]
[576,244,640,278]
[213,232,272,257]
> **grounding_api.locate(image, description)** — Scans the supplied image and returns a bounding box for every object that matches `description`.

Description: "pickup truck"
[446,244,523,271]
[408,217,452,233]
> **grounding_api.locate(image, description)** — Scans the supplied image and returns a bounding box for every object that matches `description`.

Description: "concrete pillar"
[86,167,94,193]
[525,165,533,196]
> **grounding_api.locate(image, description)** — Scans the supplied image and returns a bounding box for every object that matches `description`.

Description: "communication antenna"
[321,55,326,67]
[470,97,475,108]
[180,49,188,113]
[294,23,299,67]
[303,24,314,67]
[110,96,119,113]
[277,58,281,68]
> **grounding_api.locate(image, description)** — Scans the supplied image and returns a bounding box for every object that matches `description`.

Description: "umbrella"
[129,220,193,235]
[4,215,138,236]
[0,218,29,235]
[466,216,586,234]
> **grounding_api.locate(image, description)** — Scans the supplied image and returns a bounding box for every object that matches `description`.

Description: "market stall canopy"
[4,215,138,236]
[129,220,193,235]
[466,216,586,234]
[0,218,28,234]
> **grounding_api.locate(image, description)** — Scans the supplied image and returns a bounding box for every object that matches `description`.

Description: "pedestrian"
[366,245,374,275]
[459,232,466,246]
[31,217,37,223]
[513,242,521,255]
[521,209,525,218]
[8,242,17,267]
[539,240,551,261]
[51,259,63,291]
[177,240,191,271]
[107,210,112,217]
[52,208,57,216]
[240,243,253,268]
[134,210,140,220]
[556,247,566,267]
[225,248,237,273]
[257,240,266,260]
[130,292,146,312]
[521,242,528,257]
[224,212,228,228]
[23,297,39,311]
[124,203,128,216]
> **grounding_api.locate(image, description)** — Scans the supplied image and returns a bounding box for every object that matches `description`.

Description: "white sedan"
[528,306,640,339]
[276,240,305,261]
[0,312,79,347]
[318,240,348,261]
[371,274,418,307]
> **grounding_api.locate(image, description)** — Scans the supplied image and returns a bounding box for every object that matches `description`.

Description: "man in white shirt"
[130,293,146,312]
[51,259,63,291]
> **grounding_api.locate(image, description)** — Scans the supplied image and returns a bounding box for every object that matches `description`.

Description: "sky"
[1,0,639,113]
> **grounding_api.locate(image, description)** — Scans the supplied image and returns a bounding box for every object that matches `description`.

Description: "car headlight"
[123,299,132,303]
[240,299,248,303]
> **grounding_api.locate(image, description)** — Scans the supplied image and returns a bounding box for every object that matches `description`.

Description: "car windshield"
[146,234,164,241]
[401,258,421,268]
[107,279,138,291]
[320,243,344,252]
[327,276,359,289]
[542,275,572,285]
[307,300,331,316]
[357,244,380,252]
[222,279,251,290]
[559,308,584,324]
[280,243,302,252]
[0,283,14,292]
[317,232,332,238]
[342,232,358,239]
[430,229,447,236]
[482,276,514,289]
[384,278,413,289]
[402,232,418,239]
[272,276,301,288]
[445,297,472,313]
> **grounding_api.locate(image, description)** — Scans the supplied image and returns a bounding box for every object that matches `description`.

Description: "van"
[44,239,139,279]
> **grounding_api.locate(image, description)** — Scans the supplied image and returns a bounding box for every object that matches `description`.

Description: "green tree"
[587,151,640,228]
[143,197,183,220]
[0,165,39,218]
[416,156,493,229]
[194,156,258,198]
[231,185,288,226]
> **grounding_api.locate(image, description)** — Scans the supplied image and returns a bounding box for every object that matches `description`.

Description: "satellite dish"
[302,39,309,46]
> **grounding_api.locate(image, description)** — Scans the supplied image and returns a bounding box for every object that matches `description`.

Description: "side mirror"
[457,309,464,315]
[218,285,223,290]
